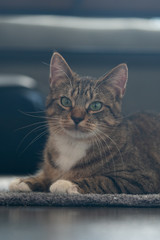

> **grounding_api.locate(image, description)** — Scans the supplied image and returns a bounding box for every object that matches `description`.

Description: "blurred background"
[1,0,160,174]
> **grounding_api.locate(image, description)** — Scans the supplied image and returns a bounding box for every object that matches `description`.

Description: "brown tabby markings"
[9,52,160,194]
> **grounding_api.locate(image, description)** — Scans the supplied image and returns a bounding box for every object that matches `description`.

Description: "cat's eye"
[61,97,72,107]
[89,101,103,111]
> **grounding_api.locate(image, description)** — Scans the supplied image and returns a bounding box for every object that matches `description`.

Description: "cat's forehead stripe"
[71,87,79,98]
[71,80,94,100]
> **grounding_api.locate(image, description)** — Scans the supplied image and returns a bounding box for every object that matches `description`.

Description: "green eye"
[89,101,103,111]
[61,97,72,107]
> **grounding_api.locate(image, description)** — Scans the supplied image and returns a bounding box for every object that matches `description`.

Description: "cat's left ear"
[50,52,73,88]
[100,64,128,98]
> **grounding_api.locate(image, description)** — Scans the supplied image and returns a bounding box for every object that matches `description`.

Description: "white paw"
[9,178,31,192]
[49,180,79,194]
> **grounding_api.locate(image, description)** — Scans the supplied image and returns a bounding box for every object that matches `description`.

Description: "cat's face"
[46,53,128,141]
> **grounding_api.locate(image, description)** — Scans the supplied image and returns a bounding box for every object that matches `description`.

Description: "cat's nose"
[71,116,84,125]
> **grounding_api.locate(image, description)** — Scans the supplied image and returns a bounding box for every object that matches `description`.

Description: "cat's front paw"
[49,180,79,194]
[9,178,31,192]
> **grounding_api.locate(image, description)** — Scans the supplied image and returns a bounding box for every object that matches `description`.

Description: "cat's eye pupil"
[89,102,102,111]
[61,97,72,107]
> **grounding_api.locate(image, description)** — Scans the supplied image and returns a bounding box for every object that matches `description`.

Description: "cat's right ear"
[50,52,73,88]
[97,64,128,98]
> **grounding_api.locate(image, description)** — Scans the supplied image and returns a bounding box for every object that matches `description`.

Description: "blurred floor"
[0,206,159,240]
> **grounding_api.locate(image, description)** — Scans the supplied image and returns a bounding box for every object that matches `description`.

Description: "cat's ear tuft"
[50,52,73,88]
[101,64,128,98]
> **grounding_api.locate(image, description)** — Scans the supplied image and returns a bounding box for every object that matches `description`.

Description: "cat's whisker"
[19,110,66,123]
[21,129,48,154]
[49,126,64,137]
[23,110,46,114]
[119,113,136,120]
[92,131,107,170]
[92,134,103,161]
[19,110,59,120]
[42,61,50,67]
[18,110,47,119]
[15,121,48,131]
[96,122,118,129]
[93,129,116,175]
[17,124,48,151]
[97,128,125,173]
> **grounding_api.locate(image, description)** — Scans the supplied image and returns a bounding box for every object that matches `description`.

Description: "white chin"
[65,129,92,139]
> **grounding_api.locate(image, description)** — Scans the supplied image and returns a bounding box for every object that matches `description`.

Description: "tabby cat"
[9,52,160,194]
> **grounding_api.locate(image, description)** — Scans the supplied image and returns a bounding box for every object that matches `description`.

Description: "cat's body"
[10,53,160,194]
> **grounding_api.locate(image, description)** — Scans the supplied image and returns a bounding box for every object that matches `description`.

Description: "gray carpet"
[0,178,160,207]
[1,192,160,207]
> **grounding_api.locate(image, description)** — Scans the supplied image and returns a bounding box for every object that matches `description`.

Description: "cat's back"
[127,112,160,132]
[126,112,160,149]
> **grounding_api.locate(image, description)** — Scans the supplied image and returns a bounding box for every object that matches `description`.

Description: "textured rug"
[1,177,160,207]
[1,192,160,207]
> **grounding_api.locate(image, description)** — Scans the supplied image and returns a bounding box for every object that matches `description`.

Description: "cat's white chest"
[54,134,89,171]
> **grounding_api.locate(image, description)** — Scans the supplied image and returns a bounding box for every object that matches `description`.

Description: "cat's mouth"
[63,121,86,132]
[64,129,93,140]
[60,120,94,139]
[62,124,93,139]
